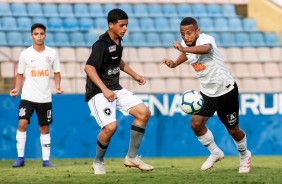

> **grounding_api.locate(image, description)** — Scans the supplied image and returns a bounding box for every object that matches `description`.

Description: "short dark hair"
[180,17,198,29]
[31,23,46,33]
[107,8,128,23]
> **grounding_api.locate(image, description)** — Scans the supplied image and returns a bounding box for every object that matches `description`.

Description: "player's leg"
[128,103,150,157]
[37,102,56,167]
[227,125,251,173]
[116,88,153,171]
[88,93,118,174]
[94,121,117,174]
[191,115,224,171]
[217,83,251,173]
[12,100,34,168]
[12,119,28,167]
[125,103,153,171]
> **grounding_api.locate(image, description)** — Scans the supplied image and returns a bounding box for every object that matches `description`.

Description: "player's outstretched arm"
[174,41,212,54]
[120,59,146,85]
[162,52,187,68]
[134,75,146,85]
[9,74,23,98]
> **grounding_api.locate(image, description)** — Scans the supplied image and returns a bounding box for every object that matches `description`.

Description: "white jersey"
[17,46,60,103]
[181,33,235,97]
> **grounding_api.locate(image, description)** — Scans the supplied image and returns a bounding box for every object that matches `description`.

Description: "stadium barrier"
[0,93,282,159]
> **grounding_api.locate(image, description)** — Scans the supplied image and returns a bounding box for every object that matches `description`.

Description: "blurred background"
[0,0,281,159]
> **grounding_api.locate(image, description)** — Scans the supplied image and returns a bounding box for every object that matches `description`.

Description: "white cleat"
[239,150,251,173]
[124,155,154,171]
[92,162,106,175]
[201,149,224,171]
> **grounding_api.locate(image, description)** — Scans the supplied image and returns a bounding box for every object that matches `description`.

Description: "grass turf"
[0,156,282,184]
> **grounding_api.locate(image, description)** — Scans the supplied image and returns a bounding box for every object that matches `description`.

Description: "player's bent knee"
[190,115,207,133]
[103,123,118,135]
[190,122,202,133]
[142,108,151,120]
[39,125,50,134]
[227,127,241,138]
[135,110,150,124]
[190,119,204,131]
[131,104,151,122]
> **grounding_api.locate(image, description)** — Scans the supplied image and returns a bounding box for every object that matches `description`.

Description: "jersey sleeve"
[198,34,214,46]
[17,52,26,74]
[86,42,105,71]
[52,50,61,73]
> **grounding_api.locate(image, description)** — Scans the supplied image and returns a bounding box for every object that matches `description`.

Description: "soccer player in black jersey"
[84,9,154,174]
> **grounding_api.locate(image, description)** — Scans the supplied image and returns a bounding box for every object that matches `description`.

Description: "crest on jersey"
[103,108,111,116]
[45,56,51,64]
[19,107,26,117]
[108,45,116,52]
[227,112,237,126]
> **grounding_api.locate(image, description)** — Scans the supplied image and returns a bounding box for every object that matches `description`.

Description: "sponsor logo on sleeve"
[109,45,116,52]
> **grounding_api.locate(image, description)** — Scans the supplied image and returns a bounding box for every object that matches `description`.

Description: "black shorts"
[196,83,239,128]
[18,100,52,125]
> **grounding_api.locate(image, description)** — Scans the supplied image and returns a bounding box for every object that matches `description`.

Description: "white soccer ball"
[179,89,204,114]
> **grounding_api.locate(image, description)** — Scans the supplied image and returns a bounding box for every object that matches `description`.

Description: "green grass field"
[1,156,282,184]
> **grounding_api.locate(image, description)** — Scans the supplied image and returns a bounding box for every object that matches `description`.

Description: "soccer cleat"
[12,157,25,168]
[124,155,154,171]
[239,150,251,173]
[201,149,224,171]
[92,162,106,174]
[42,160,56,167]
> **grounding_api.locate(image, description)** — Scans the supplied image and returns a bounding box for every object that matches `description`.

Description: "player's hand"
[135,75,146,85]
[103,88,117,102]
[56,87,64,94]
[9,88,19,98]
[162,58,176,68]
[173,41,183,52]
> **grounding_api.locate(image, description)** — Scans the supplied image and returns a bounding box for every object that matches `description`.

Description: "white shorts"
[88,88,142,128]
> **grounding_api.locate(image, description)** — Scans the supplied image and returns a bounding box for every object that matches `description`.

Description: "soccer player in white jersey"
[85,9,153,174]
[163,17,251,173]
[10,23,63,168]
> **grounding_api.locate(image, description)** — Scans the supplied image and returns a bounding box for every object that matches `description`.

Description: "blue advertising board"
[0,93,282,159]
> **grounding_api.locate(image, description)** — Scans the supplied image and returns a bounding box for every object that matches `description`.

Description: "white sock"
[40,133,51,161]
[16,130,26,157]
[233,134,247,157]
[197,129,220,154]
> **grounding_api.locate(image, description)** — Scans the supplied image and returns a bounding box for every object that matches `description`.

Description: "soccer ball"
[179,90,204,114]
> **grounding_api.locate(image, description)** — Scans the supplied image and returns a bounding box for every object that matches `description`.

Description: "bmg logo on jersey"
[31,69,49,77]
[227,112,237,126]
[192,63,206,72]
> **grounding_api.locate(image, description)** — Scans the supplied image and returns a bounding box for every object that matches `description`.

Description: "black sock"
[95,138,109,163]
[127,124,145,158]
